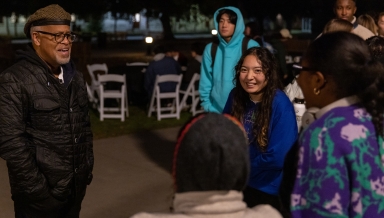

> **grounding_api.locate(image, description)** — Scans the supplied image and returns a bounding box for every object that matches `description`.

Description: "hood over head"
[214,6,245,45]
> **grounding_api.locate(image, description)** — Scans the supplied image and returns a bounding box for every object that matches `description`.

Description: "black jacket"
[0,45,93,204]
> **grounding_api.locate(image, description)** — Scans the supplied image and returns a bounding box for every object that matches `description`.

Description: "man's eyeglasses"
[292,64,317,77]
[35,31,77,43]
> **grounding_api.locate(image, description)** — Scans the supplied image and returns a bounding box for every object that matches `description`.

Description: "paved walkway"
[0,127,180,217]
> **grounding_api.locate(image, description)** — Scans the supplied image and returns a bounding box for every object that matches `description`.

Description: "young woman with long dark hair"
[223,47,298,209]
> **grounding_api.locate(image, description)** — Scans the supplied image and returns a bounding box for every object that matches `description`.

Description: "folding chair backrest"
[156,74,182,84]
[126,62,149,66]
[98,74,125,84]
[87,63,108,82]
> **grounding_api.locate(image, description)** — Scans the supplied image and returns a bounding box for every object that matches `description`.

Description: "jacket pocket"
[33,98,60,111]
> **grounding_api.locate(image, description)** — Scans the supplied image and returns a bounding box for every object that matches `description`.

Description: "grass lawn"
[89,105,193,140]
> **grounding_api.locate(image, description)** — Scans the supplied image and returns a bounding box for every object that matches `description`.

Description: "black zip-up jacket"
[0,45,93,204]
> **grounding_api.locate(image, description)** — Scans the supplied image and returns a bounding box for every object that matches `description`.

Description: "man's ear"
[31,32,41,46]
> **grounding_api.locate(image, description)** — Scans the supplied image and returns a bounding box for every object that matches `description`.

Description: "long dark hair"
[231,47,283,152]
[306,32,384,137]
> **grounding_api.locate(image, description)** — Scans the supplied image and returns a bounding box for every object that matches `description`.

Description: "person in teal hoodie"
[199,6,259,113]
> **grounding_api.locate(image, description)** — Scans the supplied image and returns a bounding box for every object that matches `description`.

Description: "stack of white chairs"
[98,74,129,121]
[179,73,204,116]
[147,74,183,121]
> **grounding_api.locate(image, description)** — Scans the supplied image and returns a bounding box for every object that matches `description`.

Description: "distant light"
[211,29,218,35]
[71,14,76,22]
[135,13,140,22]
[145,37,153,43]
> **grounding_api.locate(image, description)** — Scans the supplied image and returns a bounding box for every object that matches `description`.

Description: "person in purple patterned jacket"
[290,32,384,217]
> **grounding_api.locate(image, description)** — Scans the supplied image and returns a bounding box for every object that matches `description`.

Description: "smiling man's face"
[32,24,72,71]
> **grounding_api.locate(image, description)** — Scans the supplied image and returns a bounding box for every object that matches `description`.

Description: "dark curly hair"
[366,36,384,65]
[230,47,283,152]
[306,32,384,137]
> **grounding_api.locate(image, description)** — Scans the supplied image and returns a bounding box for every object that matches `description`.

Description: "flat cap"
[24,4,71,38]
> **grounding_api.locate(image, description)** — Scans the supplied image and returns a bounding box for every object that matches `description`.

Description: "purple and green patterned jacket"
[291,96,384,217]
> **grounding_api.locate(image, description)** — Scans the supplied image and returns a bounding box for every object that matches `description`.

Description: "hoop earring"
[313,88,320,95]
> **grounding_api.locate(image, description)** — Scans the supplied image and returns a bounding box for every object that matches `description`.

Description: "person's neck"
[52,66,61,77]
[223,36,232,43]
[249,93,262,103]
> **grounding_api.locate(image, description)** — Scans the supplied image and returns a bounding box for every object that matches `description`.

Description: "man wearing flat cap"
[0,4,93,217]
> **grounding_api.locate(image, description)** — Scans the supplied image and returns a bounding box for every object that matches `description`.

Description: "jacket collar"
[173,190,246,214]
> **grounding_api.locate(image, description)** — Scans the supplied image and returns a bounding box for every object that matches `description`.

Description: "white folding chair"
[98,74,129,121]
[147,74,183,121]
[179,73,204,116]
[86,63,108,99]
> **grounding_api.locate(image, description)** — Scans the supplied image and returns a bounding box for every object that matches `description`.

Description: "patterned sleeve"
[290,114,350,217]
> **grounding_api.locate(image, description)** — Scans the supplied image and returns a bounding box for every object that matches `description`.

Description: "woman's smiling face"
[239,55,267,101]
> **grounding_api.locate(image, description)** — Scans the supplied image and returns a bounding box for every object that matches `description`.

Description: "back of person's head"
[153,45,166,55]
[305,32,384,136]
[366,36,384,64]
[172,113,249,193]
[357,14,378,35]
[190,42,205,56]
[323,18,354,34]
[216,9,237,25]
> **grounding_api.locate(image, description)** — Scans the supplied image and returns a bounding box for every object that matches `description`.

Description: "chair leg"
[147,92,156,117]
[99,96,104,121]
[125,89,129,117]
[121,95,125,122]
[176,96,180,120]
[156,94,161,121]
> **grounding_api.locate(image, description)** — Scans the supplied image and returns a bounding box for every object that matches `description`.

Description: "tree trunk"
[114,18,117,37]
[160,12,174,40]
[14,15,18,37]
[5,17,10,37]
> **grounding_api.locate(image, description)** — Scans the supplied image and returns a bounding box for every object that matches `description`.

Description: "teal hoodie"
[199,6,259,113]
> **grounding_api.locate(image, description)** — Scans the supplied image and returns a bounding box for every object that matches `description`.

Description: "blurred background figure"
[291,32,384,217]
[144,45,181,102]
[322,18,354,34]
[357,14,378,35]
[166,45,188,72]
[366,36,384,64]
[376,12,384,37]
[131,113,283,218]
[181,41,205,90]
[244,21,275,54]
[333,0,374,39]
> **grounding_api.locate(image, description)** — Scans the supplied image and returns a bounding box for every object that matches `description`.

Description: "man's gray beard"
[57,55,71,65]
